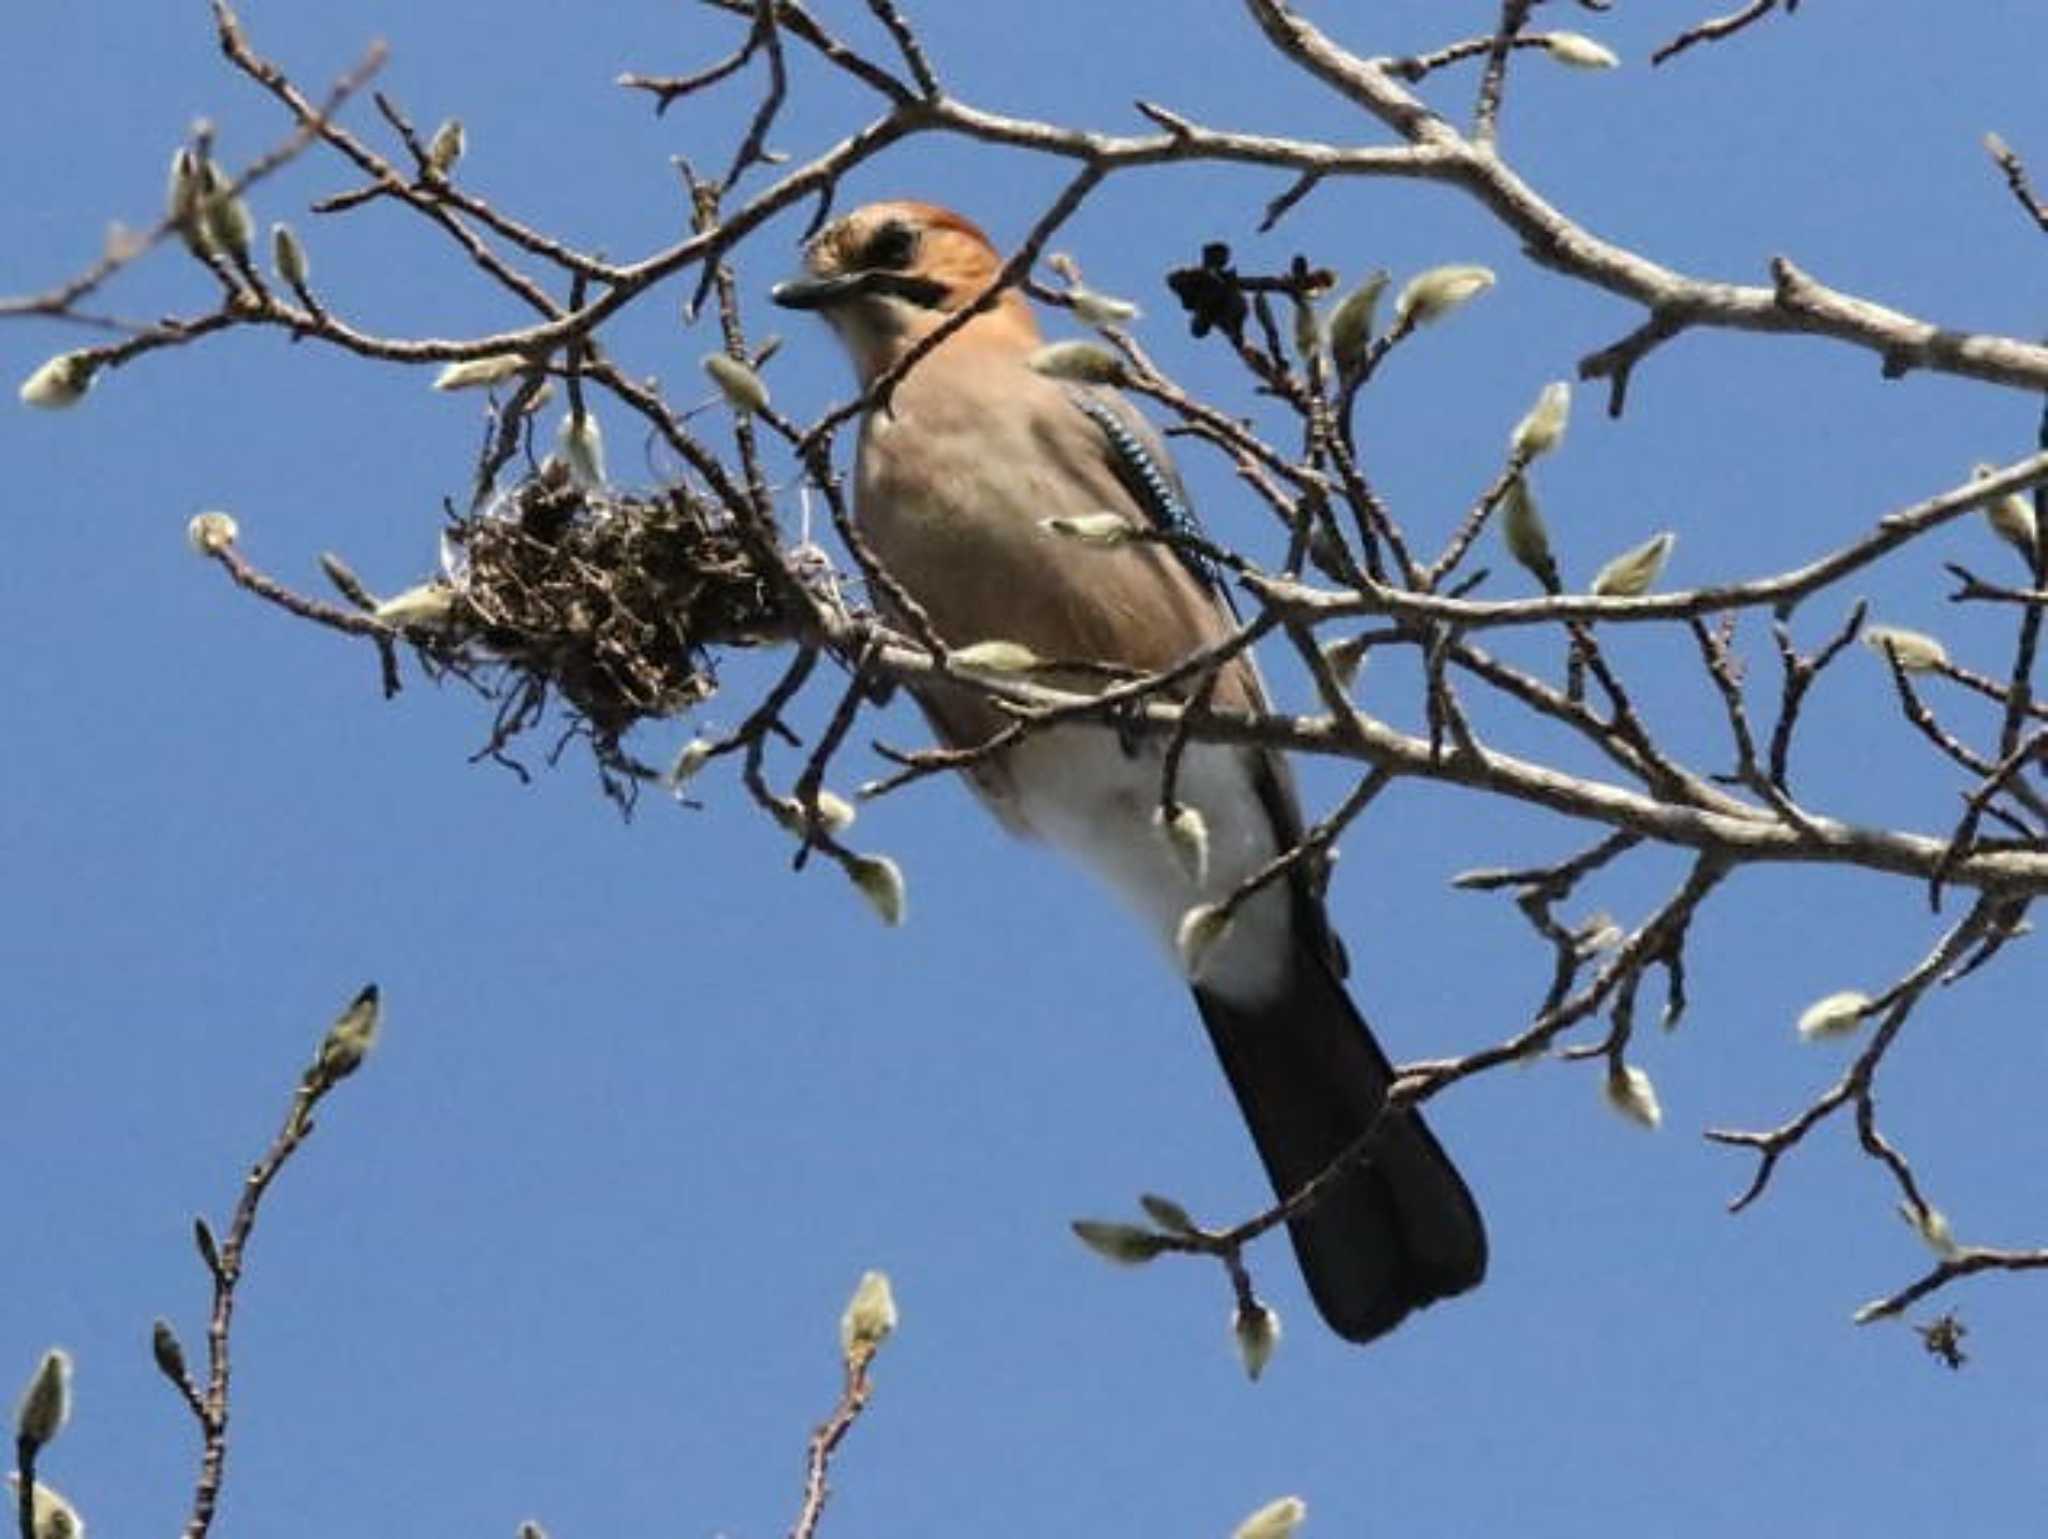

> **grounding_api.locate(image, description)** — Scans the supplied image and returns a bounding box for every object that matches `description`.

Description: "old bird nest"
[418,462,794,791]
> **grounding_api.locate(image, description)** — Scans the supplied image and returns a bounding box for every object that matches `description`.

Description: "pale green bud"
[1863,625,1948,673]
[1233,1496,1308,1539]
[846,854,907,927]
[18,351,97,409]
[1027,340,1128,385]
[1899,1200,1960,1260]
[1499,476,1553,579]
[1137,1193,1198,1235]
[1590,531,1676,597]
[1069,286,1141,330]
[839,1269,899,1363]
[1796,989,1870,1040]
[373,582,458,631]
[432,354,530,391]
[1510,380,1571,459]
[1155,802,1210,887]
[270,222,310,289]
[1175,902,1233,976]
[1602,1063,1661,1129]
[426,118,466,178]
[702,352,770,415]
[774,790,857,839]
[151,1320,188,1385]
[1393,265,1494,329]
[1070,1219,1168,1266]
[1545,32,1621,69]
[5,1477,83,1539]
[1973,462,2038,560]
[663,737,714,791]
[1232,1303,1281,1383]
[1040,512,1135,547]
[15,1348,72,1451]
[313,984,381,1085]
[167,146,203,226]
[556,410,606,489]
[951,639,1043,674]
[186,511,239,555]
[1326,270,1389,375]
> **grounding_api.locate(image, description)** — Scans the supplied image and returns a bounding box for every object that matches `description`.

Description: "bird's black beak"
[770,270,876,310]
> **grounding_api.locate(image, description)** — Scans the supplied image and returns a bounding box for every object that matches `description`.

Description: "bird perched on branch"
[773,201,1485,1343]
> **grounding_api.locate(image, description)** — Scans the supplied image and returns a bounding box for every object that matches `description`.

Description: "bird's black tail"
[1193,946,1486,1344]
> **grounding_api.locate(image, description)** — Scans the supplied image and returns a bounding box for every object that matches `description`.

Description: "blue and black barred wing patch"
[1065,386,1224,596]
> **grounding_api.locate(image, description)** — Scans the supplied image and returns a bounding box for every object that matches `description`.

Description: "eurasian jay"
[773,201,1486,1344]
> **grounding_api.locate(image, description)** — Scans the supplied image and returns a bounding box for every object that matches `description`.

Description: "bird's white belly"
[998,725,1295,1004]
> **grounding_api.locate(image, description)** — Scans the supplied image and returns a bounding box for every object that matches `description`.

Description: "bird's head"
[771,201,1035,379]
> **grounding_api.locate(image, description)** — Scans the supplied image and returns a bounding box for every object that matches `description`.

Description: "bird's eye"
[862,220,918,271]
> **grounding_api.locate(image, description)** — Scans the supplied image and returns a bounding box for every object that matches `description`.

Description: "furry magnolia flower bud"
[312,984,381,1084]
[5,1477,83,1539]
[1972,462,2038,560]
[1070,1219,1168,1266]
[433,354,530,391]
[556,410,606,489]
[1545,31,1621,69]
[1326,269,1390,375]
[1233,1496,1308,1539]
[18,351,98,409]
[702,352,770,415]
[839,1270,899,1362]
[270,222,310,289]
[1040,512,1134,547]
[1155,802,1210,886]
[1498,476,1554,582]
[426,118,466,178]
[1068,286,1140,329]
[1510,381,1571,460]
[1590,532,1676,598]
[1137,1193,1198,1234]
[1393,264,1494,329]
[204,189,255,264]
[15,1348,72,1452]
[373,582,458,630]
[846,854,907,927]
[1175,902,1233,976]
[1027,340,1128,385]
[1232,1303,1282,1382]
[1796,989,1871,1040]
[1899,1200,1960,1260]
[663,737,714,792]
[1863,625,1948,673]
[186,511,239,555]
[1603,1063,1662,1129]
[951,639,1043,674]
[774,790,857,839]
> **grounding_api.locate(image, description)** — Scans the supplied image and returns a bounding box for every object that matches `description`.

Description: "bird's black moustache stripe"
[867,271,949,308]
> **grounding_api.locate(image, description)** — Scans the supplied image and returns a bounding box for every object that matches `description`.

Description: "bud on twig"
[1155,802,1211,887]
[433,354,530,392]
[1070,1219,1168,1266]
[838,1269,899,1364]
[663,737,714,792]
[1795,989,1870,1040]
[556,410,606,489]
[1175,902,1233,975]
[1233,1496,1308,1539]
[1393,265,1493,329]
[1545,32,1621,69]
[1326,269,1389,375]
[425,118,466,179]
[774,791,857,839]
[15,1349,72,1452]
[1510,381,1571,460]
[1232,1303,1282,1382]
[1137,1193,1198,1235]
[193,1217,221,1276]
[167,146,203,228]
[5,1476,83,1539]
[185,511,239,556]
[1040,512,1135,547]
[1972,462,2038,560]
[18,352,98,410]
[270,222,310,289]
[702,352,770,415]
[311,984,382,1087]
[1862,625,1948,673]
[204,189,255,265]
[1068,286,1140,330]
[1027,341,1128,385]
[951,639,1043,675]
[1590,532,1675,598]
[1899,1200,1961,1260]
[1602,1063,1662,1129]
[150,1320,188,1385]
[845,854,907,927]
[373,583,457,631]
[1498,476,1555,584]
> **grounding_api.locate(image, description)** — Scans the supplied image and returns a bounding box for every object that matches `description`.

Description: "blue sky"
[4,4,2046,1536]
